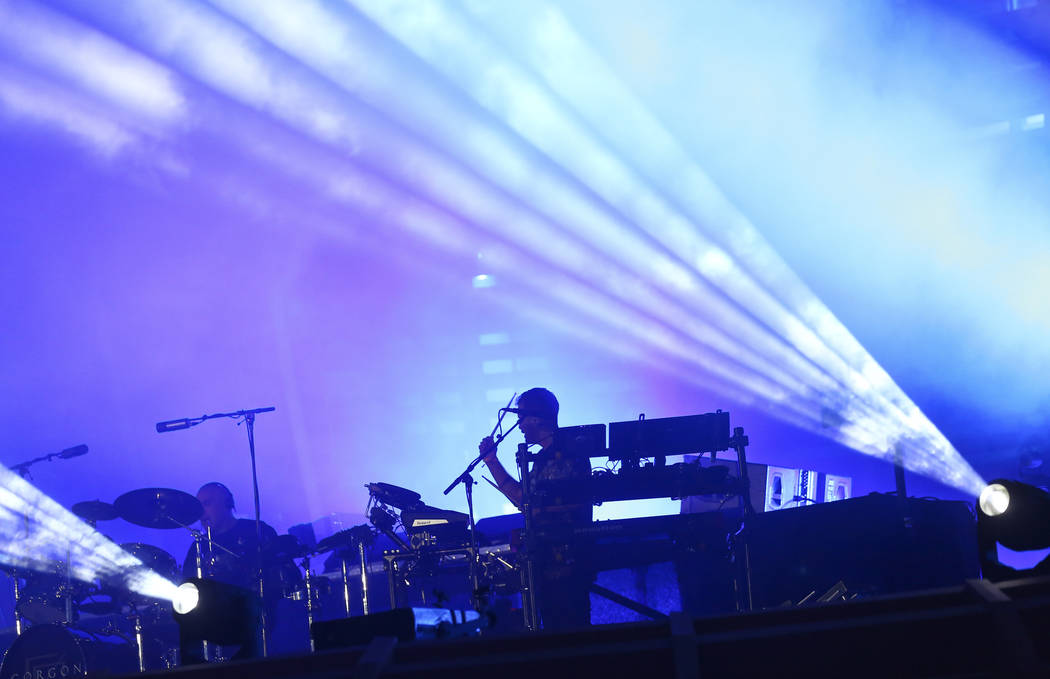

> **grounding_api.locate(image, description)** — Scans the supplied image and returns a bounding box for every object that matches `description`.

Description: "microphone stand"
[443,403,519,615]
[156,406,274,656]
[8,445,87,478]
[8,446,86,636]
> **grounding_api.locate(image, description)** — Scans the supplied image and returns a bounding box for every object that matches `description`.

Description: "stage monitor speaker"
[312,608,481,650]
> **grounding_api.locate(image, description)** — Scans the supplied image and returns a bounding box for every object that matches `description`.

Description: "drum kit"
[1,486,393,675]
[3,487,205,676]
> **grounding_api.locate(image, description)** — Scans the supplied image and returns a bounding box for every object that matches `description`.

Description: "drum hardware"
[134,613,146,672]
[316,525,377,617]
[298,554,317,652]
[368,504,412,551]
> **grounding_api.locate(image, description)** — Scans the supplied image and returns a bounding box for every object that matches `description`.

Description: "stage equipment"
[8,444,89,478]
[369,482,502,614]
[13,560,89,624]
[516,413,755,628]
[977,478,1050,581]
[71,499,119,524]
[105,543,179,612]
[136,577,1050,679]
[114,487,203,529]
[763,466,819,511]
[316,525,378,617]
[366,483,422,511]
[172,577,262,662]
[746,494,978,609]
[155,404,277,655]
[607,411,730,468]
[0,623,138,679]
[7,444,90,634]
[440,392,520,612]
[312,607,482,650]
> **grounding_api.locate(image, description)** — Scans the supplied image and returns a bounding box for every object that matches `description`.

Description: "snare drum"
[0,623,137,678]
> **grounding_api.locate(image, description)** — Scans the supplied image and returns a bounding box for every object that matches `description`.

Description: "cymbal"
[366,482,421,511]
[114,488,202,529]
[72,500,118,522]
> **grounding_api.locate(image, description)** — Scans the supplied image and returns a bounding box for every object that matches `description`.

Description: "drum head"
[0,624,137,678]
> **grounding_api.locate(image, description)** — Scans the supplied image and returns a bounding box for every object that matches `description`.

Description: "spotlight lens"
[979,483,1010,517]
[173,582,199,614]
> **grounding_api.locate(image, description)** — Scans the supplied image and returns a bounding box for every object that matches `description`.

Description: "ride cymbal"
[114,488,202,529]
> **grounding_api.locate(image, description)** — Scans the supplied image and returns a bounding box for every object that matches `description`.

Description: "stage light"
[173,582,200,615]
[172,577,261,663]
[977,478,1050,581]
[979,483,1010,517]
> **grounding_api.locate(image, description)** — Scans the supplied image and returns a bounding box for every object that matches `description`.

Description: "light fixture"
[172,582,199,615]
[979,483,1010,518]
[171,577,261,664]
[977,478,1050,581]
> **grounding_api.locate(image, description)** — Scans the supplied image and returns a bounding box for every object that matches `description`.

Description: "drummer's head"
[197,482,235,529]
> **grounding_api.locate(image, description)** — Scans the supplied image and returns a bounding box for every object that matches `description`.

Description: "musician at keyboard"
[479,387,593,631]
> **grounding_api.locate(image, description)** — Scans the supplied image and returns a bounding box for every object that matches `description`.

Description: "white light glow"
[979,483,1010,517]
[173,582,200,615]
[0,465,178,605]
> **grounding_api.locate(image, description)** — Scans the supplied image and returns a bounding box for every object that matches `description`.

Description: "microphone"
[156,418,192,433]
[57,444,88,459]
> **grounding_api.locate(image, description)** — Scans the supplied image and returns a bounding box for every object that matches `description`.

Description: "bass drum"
[0,624,138,678]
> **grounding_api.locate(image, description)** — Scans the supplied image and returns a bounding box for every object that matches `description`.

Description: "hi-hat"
[72,500,118,522]
[114,488,202,529]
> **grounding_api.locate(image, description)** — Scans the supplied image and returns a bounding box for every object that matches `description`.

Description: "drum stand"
[133,611,147,672]
[299,555,317,652]
[180,524,244,662]
[12,570,23,636]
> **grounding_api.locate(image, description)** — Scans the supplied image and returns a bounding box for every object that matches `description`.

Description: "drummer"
[181,482,305,658]
[182,482,280,588]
